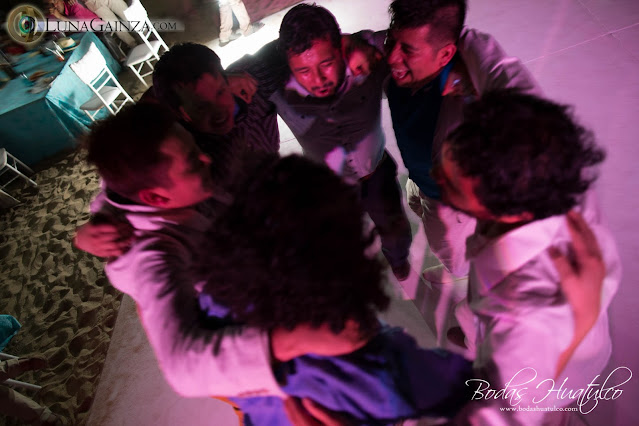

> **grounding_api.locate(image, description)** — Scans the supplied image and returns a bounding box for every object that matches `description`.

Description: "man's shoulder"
[456,27,542,97]
[103,202,214,276]
[495,213,619,303]
[106,228,191,270]
[457,27,503,54]
[229,39,289,97]
[103,222,206,301]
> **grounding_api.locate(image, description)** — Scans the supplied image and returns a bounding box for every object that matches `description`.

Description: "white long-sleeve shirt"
[464,195,621,424]
[97,192,286,398]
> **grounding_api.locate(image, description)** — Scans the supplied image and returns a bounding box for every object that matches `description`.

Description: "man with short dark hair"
[74,43,283,258]
[269,4,413,280]
[135,7,413,280]
[435,91,620,424]
[85,105,215,207]
[343,0,538,288]
[82,103,366,400]
[153,42,283,155]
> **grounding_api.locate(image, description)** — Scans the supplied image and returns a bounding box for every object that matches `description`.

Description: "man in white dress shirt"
[433,90,621,425]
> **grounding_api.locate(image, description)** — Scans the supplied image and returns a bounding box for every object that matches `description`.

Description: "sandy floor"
[0,150,121,425]
[0,2,303,425]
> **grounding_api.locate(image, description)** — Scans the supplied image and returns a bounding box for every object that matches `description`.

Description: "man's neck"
[476,219,531,239]
[408,74,440,95]
[405,58,458,95]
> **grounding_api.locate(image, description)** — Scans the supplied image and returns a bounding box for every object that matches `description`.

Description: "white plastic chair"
[0,353,41,391]
[70,42,134,122]
[102,31,128,62]
[0,148,37,206]
[122,0,169,87]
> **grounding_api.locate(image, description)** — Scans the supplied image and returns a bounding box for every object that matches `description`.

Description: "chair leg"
[84,109,96,122]
[0,188,20,206]
[0,354,18,361]
[113,78,135,105]
[129,65,148,87]
[7,165,37,188]
[5,153,37,187]
[2,379,42,392]
[8,153,35,176]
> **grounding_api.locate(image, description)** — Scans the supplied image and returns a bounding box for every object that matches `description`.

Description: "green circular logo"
[6,5,47,45]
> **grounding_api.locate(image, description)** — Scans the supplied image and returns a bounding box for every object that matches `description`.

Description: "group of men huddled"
[73,1,620,424]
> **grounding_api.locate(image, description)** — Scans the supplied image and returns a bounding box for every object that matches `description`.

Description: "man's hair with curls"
[446,89,605,220]
[200,154,390,336]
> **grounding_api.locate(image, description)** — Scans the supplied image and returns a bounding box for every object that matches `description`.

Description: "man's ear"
[437,43,457,69]
[138,188,171,207]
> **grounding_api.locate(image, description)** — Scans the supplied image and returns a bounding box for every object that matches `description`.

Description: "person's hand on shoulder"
[73,215,134,259]
[550,210,605,377]
[550,210,604,330]
[227,71,258,104]
[342,34,383,78]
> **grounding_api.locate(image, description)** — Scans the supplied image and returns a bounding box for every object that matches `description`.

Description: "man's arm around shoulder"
[105,235,286,398]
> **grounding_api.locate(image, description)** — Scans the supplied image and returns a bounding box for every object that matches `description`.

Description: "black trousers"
[360,151,412,268]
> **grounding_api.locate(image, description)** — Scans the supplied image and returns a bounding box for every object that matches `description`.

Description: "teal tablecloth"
[0,33,120,166]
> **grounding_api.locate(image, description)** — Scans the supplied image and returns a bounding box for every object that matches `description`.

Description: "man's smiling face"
[386,25,449,90]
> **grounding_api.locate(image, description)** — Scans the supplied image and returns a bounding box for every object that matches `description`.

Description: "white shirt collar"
[104,192,213,233]
[467,215,565,289]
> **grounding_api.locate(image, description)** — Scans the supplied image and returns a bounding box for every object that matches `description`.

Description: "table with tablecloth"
[0,33,120,166]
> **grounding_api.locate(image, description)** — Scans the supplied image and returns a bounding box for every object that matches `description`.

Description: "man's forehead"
[288,37,337,58]
[175,72,223,100]
[195,71,225,86]
[181,71,223,88]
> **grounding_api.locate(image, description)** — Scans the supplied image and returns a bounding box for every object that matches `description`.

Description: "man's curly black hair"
[446,89,605,220]
[279,3,342,55]
[200,154,390,336]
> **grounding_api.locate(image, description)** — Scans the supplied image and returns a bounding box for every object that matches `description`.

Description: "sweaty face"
[433,143,494,220]
[386,25,450,90]
[287,38,346,98]
[177,72,236,135]
[159,126,214,208]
